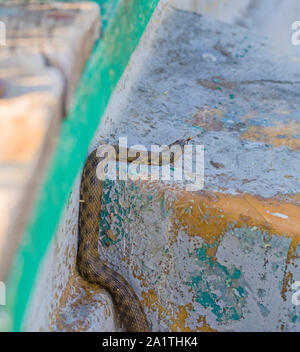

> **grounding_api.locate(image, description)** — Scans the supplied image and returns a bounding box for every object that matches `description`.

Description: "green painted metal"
[3,0,160,332]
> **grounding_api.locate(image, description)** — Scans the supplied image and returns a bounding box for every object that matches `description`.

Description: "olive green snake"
[76,138,191,331]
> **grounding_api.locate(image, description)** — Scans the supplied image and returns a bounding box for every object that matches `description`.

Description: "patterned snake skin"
[76,138,191,331]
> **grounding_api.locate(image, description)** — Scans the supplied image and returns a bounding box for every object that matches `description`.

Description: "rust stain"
[170,304,217,332]
[132,263,148,288]
[170,305,218,332]
[141,289,218,332]
[141,288,169,321]
[134,181,300,330]
[170,191,300,245]
[170,305,193,332]
[240,121,300,150]
[196,316,218,332]
[139,181,300,255]
[198,76,235,90]
[281,238,299,301]
[167,189,300,279]
[106,229,117,242]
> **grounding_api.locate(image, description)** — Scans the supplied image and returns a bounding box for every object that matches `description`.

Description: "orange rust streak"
[170,305,193,332]
[281,238,299,301]
[196,316,218,332]
[141,288,167,320]
[240,122,300,150]
[171,191,300,244]
[170,305,217,332]
[141,289,218,332]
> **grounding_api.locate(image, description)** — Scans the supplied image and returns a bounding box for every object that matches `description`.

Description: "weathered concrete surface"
[173,0,251,24]
[26,5,300,331]
[0,2,100,280]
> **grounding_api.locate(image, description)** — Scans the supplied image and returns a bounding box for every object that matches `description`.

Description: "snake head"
[169,135,194,148]
[185,136,193,143]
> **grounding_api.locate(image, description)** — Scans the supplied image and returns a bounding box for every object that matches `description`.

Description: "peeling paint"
[240,121,300,150]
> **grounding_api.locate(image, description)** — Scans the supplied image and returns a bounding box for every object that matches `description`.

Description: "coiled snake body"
[77,138,191,331]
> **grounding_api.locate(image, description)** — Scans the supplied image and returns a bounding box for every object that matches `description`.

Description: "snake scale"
[76,138,191,331]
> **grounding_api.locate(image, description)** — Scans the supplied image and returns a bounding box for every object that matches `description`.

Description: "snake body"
[76,138,191,331]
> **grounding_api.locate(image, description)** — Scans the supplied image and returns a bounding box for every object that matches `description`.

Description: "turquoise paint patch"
[99,178,156,247]
[188,243,247,323]
[232,268,241,280]
[257,303,270,318]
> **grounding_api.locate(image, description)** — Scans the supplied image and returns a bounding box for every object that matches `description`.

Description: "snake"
[76,137,191,331]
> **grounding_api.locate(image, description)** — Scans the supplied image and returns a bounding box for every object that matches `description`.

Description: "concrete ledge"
[0,2,100,279]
